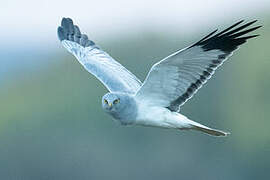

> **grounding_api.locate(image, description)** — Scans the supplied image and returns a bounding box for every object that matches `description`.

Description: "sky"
[0,0,269,83]
[1,1,270,179]
[0,0,269,48]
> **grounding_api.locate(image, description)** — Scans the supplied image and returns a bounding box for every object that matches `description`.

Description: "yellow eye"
[113,99,120,104]
[104,99,108,104]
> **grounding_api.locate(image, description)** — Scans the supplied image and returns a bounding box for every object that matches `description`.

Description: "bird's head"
[102,93,122,112]
[101,92,137,124]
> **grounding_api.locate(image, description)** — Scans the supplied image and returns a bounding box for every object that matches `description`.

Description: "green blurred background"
[1,0,270,179]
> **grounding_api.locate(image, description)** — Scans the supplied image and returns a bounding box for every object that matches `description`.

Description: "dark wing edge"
[57,17,97,48]
[191,20,261,52]
[57,17,143,93]
[168,20,262,112]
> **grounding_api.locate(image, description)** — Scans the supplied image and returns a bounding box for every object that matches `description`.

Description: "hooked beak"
[108,103,112,107]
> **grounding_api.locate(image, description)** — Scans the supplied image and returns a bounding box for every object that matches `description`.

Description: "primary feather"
[135,20,261,112]
[58,18,261,137]
[58,18,142,93]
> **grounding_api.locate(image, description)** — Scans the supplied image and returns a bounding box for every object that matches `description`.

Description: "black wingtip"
[236,34,260,41]
[57,26,65,41]
[222,20,259,37]
[58,17,74,42]
[196,29,218,45]
[230,25,262,39]
[215,19,245,37]
[61,17,73,28]
[57,17,96,47]
[191,20,262,52]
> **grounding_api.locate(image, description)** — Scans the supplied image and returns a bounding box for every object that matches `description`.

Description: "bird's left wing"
[135,20,261,111]
[58,18,142,93]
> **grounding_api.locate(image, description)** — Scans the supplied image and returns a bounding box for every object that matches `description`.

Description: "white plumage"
[58,18,261,136]
[61,40,141,93]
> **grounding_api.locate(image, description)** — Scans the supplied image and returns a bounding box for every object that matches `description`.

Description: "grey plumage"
[166,20,261,111]
[102,93,138,125]
[58,17,142,93]
[58,18,97,48]
[58,17,261,136]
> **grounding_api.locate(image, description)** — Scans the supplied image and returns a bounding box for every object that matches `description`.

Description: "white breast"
[135,102,173,128]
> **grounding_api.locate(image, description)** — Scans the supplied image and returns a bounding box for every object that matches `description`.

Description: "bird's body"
[136,105,189,130]
[58,17,261,136]
[102,92,227,136]
[102,92,184,128]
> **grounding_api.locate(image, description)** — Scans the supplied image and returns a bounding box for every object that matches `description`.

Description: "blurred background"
[1,0,270,179]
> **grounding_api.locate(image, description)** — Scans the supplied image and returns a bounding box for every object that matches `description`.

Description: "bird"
[57,17,261,136]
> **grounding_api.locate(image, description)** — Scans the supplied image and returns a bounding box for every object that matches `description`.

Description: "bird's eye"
[104,99,108,104]
[113,99,120,104]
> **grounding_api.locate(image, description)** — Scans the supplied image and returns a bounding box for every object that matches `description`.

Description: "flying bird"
[57,18,261,136]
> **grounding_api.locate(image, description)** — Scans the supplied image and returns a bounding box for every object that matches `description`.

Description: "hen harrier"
[58,18,261,136]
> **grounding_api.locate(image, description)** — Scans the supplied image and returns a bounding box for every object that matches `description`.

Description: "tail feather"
[192,125,230,137]
[171,113,230,137]
[178,117,230,137]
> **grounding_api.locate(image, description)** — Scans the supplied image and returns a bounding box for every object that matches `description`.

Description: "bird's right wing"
[57,18,142,94]
[135,20,261,111]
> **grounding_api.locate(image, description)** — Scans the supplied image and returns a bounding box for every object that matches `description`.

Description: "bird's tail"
[190,124,229,137]
[175,114,230,137]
